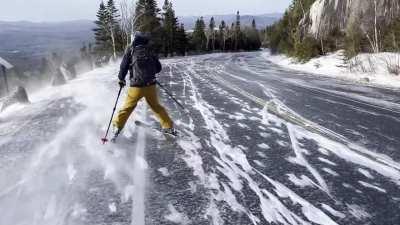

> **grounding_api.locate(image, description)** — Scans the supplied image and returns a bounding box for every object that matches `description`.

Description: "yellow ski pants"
[113,85,173,130]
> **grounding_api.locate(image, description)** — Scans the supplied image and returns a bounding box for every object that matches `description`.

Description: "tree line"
[263,0,324,62]
[264,0,400,62]
[190,12,261,53]
[89,0,262,62]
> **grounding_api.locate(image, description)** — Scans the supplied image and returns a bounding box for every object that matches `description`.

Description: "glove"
[118,80,126,88]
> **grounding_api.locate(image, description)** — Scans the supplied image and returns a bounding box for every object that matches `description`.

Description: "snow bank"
[262,50,400,89]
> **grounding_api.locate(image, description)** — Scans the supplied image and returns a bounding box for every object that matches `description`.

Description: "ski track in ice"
[170,61,339,224]
[1,53,400,224]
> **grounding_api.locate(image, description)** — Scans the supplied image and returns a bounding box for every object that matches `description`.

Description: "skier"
[111,32,176,142]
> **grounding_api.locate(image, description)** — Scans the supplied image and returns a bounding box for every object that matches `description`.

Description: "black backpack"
[131,45,159,85]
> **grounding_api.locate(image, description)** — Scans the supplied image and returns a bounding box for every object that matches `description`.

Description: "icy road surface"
[1,52,400,225]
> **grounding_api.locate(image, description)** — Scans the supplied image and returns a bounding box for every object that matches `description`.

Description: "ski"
[134,120,180,140]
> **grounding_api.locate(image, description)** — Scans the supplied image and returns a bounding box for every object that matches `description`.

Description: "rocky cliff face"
[302,0,400,39]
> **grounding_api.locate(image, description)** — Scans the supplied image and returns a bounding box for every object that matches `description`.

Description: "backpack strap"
[129,46,135,67]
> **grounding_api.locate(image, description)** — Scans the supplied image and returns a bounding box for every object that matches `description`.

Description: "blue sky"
[0,0,291,22]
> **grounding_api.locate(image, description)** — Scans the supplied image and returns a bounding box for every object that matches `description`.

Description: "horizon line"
[0,12,283,24]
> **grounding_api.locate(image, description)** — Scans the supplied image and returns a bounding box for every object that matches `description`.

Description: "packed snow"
[263,50,400,89]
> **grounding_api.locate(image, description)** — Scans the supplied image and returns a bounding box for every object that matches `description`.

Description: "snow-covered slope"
[263,50,400,89]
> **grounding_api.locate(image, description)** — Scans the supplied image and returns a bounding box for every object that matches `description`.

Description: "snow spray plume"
[101,85,123,144]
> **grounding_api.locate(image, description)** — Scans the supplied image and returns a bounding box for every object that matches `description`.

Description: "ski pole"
[101,86,123,144]
[156,81,187,112]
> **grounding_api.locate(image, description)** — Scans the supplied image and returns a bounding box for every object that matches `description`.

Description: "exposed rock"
[301,0,400,39]
[1,86,30,112]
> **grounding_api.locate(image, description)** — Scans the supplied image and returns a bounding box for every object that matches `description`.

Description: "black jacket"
[118,45,162,87]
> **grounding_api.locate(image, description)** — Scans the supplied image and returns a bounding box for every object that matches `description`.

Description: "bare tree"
[109,22,117,59]
[120,0,130,47]
[120,0,136,48]
[104,1,119,60]
[382,54,400,75]
[298,0,306,18]
[366,0,381,53]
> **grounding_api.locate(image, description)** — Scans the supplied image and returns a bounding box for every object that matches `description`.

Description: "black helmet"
[133,32,150,47]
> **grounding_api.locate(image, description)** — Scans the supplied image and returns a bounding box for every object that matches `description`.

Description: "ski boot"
[111,126,121,143]
[162,127,178,137]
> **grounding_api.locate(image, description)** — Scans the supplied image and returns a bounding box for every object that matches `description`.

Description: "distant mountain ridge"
[0,13,282,71]
[179,13,282,30]
[0,20,94,71]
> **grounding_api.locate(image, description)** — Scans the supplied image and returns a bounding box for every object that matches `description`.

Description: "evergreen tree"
[135,0,160,31]
[240,20,261,51]
[106,0,122,58]
[192,17,207,52]
[250,19,261,50]
[162,0,179,56]
[93,1,124,59]
[383,18,400,51]
[344,19,364,58]
[294,36,320,62]
[176,24,188,56]
[135,0,162,52]
[227,22,235,51]
[208,17,216,51]
[184,12,263,53]
[219,20,227,51]
[93,2,110,56]
[234,11,241,51]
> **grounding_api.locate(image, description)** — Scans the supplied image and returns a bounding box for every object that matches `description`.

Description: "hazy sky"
[0,0,291,22]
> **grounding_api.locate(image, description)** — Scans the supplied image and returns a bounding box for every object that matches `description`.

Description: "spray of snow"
[0,62,149,225]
